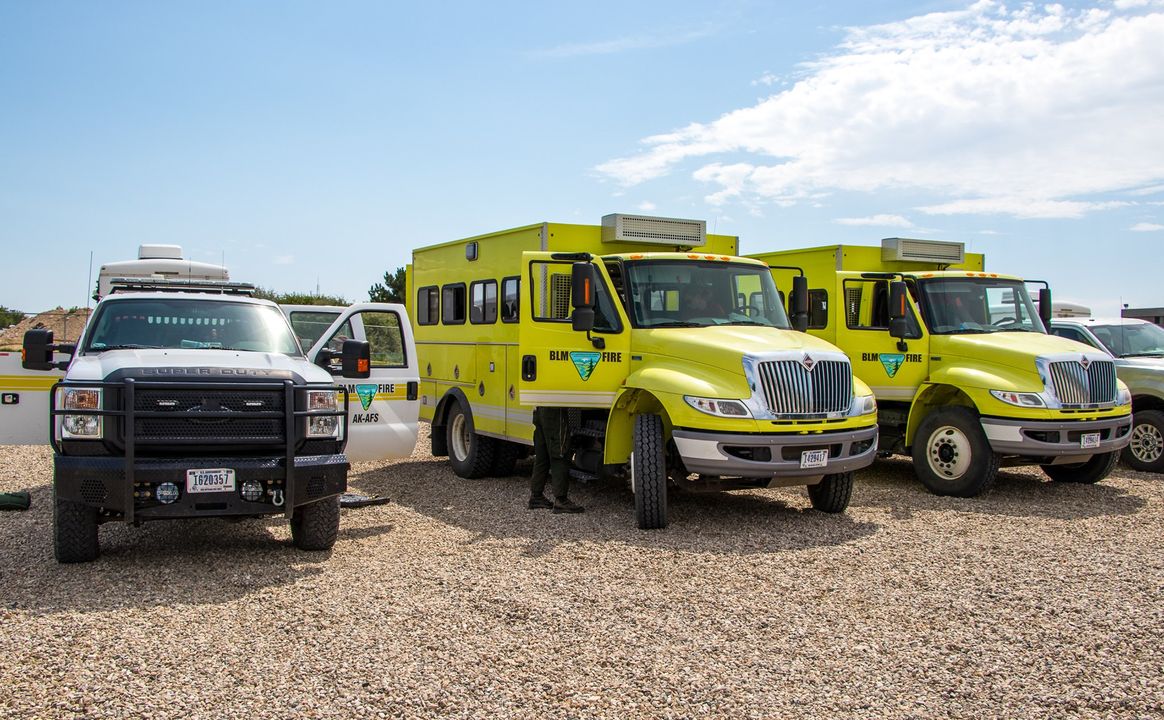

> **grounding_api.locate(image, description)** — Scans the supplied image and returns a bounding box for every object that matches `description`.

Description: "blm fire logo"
[548,350,623,381]
[861,352,923,379]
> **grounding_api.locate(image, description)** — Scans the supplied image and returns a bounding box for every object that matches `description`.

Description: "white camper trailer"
[95,245,229,300]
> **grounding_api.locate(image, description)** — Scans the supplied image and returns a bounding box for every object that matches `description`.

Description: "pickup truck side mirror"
[888,281,910,340]
[23,329,61,371]
[340,339,371,379]
[571,262,597,333]
[1038,287,1053,327]
[790,275,809,333]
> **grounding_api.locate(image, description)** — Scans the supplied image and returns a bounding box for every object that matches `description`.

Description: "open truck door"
[302,303,420,463]
[517,253,630,409]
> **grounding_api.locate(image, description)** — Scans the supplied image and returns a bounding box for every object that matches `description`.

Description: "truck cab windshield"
[620,260,792,329]
[917,278,1046,336]
[84,298,302,355]
[1089,322,1164,358]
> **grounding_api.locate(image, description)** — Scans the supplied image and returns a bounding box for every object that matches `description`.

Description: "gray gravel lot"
[1,427,1162,719]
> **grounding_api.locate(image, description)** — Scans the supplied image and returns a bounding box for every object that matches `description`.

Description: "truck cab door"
[839,277,930,401]
[305,303,420,462]
[517,253,630,408]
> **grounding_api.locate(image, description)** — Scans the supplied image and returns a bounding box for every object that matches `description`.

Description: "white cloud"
[596,2,1164,219]
[1128,184,1164,196]
[274,255,294,265]
[835,214,914,227]
[1130,222,1164,231]
[531,26,718,58]
[637,201,657,211]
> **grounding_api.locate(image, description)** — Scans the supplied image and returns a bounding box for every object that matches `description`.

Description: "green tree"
[253,288,349,306]
[369,267,406,303]
[0,306,25,328]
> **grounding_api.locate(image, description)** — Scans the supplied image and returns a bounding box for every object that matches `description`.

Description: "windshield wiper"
[648,321,704,328]
[723,320,773,327]
[1120,351,1164,358]
[90,343,160,351]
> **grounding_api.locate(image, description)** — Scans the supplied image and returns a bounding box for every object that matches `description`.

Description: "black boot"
[528,494,554,510]
[552,497,585,514]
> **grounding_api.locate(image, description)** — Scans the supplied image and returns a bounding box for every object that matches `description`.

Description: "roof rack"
[107,277,257,296]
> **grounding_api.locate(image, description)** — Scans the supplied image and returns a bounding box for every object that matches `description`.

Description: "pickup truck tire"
[807,472,853,513]
[913,406,998,497]
[490,441,522,477]
[632,413,667,530]
[1124,409,1164,473]
[1041,451,1119,484]
[291,496,340,551]
[446,400,495,479]
[54,497,99,564]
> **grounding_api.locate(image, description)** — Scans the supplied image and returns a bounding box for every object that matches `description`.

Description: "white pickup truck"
[13,280,418,562]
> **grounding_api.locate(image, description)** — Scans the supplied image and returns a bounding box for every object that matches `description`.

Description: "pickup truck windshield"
[1089,322,1164,358]
[622,260,792,329]
[918,277,1046,336]
[84,298,302,355]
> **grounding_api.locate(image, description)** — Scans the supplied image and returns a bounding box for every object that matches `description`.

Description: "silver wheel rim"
[1130,420,1164,464]
[926,424,972,480]
[450,412,471,462]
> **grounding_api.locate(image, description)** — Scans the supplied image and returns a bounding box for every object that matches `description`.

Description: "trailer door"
[517,252,630,408]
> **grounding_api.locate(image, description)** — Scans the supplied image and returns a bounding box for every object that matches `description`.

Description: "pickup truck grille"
[1048,359,1117,407]
[132,388,286,443]
[756,359,852,416]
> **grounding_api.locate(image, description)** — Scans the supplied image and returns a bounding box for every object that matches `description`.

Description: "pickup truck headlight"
[850,393,876,416]
[61,387,103,439]
[990,390,1046,408]
[306,390,340,438]
[684,396,752,418]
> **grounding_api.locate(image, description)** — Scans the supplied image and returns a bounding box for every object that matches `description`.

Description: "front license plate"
[800,449,829,469]
[1081,432,1101,449]
[186,468,236,493]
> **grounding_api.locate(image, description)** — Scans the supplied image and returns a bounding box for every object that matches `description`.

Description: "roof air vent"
[881,238,965,264]
[601,214,706,247]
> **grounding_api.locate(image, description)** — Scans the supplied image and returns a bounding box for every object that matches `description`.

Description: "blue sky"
[2,0,1162,316]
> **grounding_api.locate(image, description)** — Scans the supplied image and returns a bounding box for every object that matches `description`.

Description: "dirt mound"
[0,307,91,350]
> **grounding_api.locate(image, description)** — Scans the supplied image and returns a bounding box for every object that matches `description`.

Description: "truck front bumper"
[671,425,878,482]
[54,454,348,521]
[980,414,1132,458]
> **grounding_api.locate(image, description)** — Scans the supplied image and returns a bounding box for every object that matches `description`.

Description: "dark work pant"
[531,407,570,499]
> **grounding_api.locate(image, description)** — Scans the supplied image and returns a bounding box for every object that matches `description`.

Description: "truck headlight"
[1116,386,1131,407]
[684,396,752,418]
[850,393,876,416]
[990,390,1046,408]
[61,387,103,439]
[306,390,340,438]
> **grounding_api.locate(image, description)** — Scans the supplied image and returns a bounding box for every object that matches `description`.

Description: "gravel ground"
[1,426,1161,719]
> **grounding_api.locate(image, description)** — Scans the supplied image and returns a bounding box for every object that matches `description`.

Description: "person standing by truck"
[529,406,584,513]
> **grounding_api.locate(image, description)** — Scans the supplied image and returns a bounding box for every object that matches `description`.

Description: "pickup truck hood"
[635,326,846,375]
[935,332,1109,373]
[64,349,331,384]
[1114,356,1164,393]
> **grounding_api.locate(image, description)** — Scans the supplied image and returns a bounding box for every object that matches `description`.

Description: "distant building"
[1122,306,1164,327]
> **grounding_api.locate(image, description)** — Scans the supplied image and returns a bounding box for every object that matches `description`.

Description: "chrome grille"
[756,360,852,415]
[1048,360,1117,406]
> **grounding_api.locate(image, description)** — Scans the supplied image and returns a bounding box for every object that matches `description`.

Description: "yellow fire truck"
[408,214,879,529]
[750,239,1132,497]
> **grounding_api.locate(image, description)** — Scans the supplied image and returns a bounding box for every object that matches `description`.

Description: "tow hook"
[272,488,285,507]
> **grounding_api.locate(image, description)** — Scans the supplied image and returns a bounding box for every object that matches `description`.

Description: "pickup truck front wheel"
[1124,409,1164,473]
[632,414,667,530]
[912,406,999,497]
[1041,451,1119,484]
[446,401,495,479]
[54,497,99,563]
[291,496,340,551]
